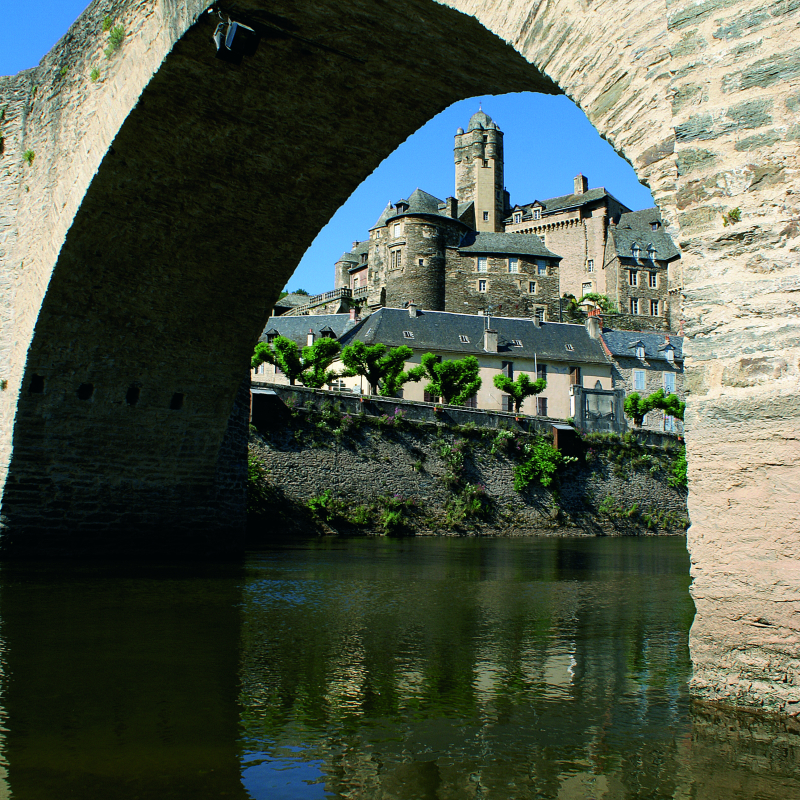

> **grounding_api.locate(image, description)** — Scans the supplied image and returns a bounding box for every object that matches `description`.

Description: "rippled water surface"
[0,537,798,799]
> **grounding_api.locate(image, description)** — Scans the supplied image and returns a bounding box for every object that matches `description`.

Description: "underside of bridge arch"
[1,0,798,715]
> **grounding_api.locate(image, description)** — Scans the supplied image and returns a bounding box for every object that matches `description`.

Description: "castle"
[277,109,681,331]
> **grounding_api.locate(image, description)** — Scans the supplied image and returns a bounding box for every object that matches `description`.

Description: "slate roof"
[339,308,608,364]
[385,188,451,222]
[369,202,395,231]
[456,230,560,259]
[601,329,683,362]
[611,208,681,262]
[507,187,626,221]
[259,314,367,347]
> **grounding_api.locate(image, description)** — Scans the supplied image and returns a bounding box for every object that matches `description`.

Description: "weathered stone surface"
[0,0,798,715]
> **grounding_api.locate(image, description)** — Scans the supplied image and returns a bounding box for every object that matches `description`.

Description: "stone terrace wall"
[248,392,688,539]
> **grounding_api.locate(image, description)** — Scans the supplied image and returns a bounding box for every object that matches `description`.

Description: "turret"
[454,107,505,232]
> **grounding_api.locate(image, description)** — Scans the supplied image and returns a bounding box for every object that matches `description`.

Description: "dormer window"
[666,348,675,363]
[510,339,522,347]
[403,331,414,339]
[636,345,645,359]
[651,221,660,231]
[632,244,640,260]
[647,245,655,260]
[459,334,470,343]
[565,344,574,352]
[533,208,541,221]
[514,213,521,224]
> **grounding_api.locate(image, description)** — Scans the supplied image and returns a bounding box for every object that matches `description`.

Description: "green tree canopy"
[300,337,341,389]
[252,336,303,385]
[624,388,685,427]
[493,373,547,413]
[577,292,619,314]
[418,353,481,406]
[340,342,423,396]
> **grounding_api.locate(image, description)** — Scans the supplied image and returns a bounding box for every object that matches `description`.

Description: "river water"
[0,536,797,799]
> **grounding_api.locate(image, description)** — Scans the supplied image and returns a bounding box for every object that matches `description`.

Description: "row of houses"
[251,307,684,434]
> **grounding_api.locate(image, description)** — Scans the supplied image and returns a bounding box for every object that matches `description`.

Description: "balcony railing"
[288,287,353,315]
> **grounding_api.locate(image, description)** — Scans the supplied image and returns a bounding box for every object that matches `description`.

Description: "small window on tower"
[483,211,489,221]
[529,281,536,294]
[483,160,489,168]
[419,259,424,266]
[393,223,401,237]
[587,259,594,272]
[478,279,487,292]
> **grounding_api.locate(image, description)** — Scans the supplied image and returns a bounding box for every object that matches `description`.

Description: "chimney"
[352,241,359,250]
[586,311,602,340]
[484,328,498,353]
[408,301,418,318]
[445,197,458,218]
[574,174,589,195]
[307,328,315,347]
[349,307,357,322]
[533,315,541,328]
[664,335,670,345]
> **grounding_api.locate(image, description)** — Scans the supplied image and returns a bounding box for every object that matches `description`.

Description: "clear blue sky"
[3,1,655,295]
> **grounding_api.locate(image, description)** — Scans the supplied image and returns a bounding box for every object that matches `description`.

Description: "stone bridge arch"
[0,0,797,714]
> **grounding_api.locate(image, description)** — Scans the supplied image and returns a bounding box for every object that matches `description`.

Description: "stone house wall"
[611,354,685,433]
[444,250,560,320]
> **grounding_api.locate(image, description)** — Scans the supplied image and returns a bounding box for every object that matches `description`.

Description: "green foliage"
[439,440,468,489]
[445,483,491,527]
[722,207,741,226]
[104,25,125,58]
[23,149,35,165]
[340,341,421,396]
[623,392,653,427]
[246,456,270,515]
[300,337,341,389]
[418,352,481,405]
[493,373,546,413]
[377,494,415,534]
[307,489,335,522]
[0,105,7,121]
[513,437,576,491]
[102,15,113,32]
[59,66,68,78]
[292,288,310,295]
[577,292,618,314]
[669,446,687,490]
[252,336,304,384]
[490,428,515,455]
[624,389,685,427]
[90,67,100,82]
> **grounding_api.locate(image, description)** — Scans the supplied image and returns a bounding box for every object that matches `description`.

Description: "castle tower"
[454,107,505,232]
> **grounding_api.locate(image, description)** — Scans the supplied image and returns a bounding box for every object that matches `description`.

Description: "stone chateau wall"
[248,387,687,540]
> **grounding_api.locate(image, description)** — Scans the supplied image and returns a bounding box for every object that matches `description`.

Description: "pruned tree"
[623,391,654,427]
[647,388,685,421]
[418,353,481,406]
[340,342,423,396]
[300,337,341,389]
[251,336,303,385]
[493,373,547,413]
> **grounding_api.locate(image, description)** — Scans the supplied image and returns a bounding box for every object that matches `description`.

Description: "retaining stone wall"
[248,391,687,540]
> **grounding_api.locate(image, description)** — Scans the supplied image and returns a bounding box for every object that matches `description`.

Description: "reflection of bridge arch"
[0,0,798,714]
